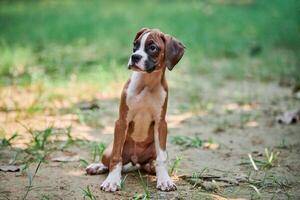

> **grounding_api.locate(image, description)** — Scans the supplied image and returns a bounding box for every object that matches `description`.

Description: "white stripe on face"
[128,32,150,70]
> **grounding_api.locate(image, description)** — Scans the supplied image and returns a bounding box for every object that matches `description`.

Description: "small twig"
[17,120,34,134]
[180,173,240,186]
[179,174,221,179]
[217,178,239,185]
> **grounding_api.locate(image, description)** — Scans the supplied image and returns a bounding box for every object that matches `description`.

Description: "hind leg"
[86,143,112,175]
[142,160,156,175]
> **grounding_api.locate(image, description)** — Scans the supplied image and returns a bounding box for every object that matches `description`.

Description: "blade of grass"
[137,170,150,199]
[81,185,96,200]
[248,153,258,171]
[22,160,42,200]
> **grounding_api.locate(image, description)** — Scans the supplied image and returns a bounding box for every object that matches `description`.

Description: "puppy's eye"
[133,42,139,52]
[133,46,137,52]
[149,44,157,52]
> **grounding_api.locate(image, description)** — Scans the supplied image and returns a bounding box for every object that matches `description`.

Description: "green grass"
[91,142,106,162]
[41,195,50,200]
[23,160,42,200]
[133,170,150,200]
[171,135,203,148]
[244,171,292,198]
[169,156,182,176]
[0,131,18,147]
[241,148,279,170]
[81,185,96,200]
[0,0,299,87]
[8,125,79,164]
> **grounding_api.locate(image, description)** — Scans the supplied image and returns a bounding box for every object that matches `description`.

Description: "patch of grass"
[79,159,89,168]
[184,168,209,188]
[241,148,279,170]
[0,131,18,147]
[91,142,106,162]
[120,174,128,191]
[28,127,53,151]
[258,148,279,169]
[171,135,220,150]
[18,124,75,163]
[133,170,150,200]
[133,193,149,200]
[169,156,182,176]
[22,160,42,200]
[21,127,53,164]
[277,138,289,149]
[81,185,96,200]
[41,195,50,200]
[245,171,292,193]
[171,135,203,148]
[59,126,74,149]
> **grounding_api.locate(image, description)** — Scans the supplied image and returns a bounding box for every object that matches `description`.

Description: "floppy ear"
[163,35,185,70]
[134,27,150,41]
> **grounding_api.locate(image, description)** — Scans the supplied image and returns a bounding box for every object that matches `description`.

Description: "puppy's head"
[128,28,185,73]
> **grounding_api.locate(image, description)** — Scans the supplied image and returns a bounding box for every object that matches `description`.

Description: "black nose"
[131,54,142,63]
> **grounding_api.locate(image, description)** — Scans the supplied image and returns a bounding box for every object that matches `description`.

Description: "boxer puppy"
[86,28,185,192]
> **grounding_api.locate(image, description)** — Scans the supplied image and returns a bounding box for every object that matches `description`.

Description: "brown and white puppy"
[86,28,185,192]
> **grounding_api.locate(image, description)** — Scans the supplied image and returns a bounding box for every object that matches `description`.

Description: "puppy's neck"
[131,69,165,92]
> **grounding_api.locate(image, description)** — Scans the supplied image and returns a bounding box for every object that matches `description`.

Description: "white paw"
[156,163,177,191]
[157,176,177,191]
[100,163,122,192]
[86,163,108,175]
[100,175,121,192]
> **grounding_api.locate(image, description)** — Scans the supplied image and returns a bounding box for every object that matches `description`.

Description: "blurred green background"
[0,0,299,87]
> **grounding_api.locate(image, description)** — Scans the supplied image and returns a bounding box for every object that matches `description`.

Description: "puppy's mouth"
[128,63,157,73]
[128,64,144,72]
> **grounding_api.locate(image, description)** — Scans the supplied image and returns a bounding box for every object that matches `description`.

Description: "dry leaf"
[0,165,20,172]
[245,121,259,127]
[203,143,219,150]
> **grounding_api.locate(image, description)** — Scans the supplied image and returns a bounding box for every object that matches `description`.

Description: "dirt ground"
[0,76,300,200]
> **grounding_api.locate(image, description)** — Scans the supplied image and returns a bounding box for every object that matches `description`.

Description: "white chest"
[126,75,166,121]
[125,72,167,142]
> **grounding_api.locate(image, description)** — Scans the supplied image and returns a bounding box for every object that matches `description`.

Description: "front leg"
[154,120,176,191]
[100,119,127,192]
